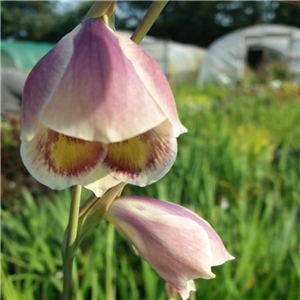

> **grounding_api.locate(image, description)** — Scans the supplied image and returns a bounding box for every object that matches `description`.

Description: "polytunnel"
[1,33,206,85]
[120,31,207,85]
[197,24,300,85]
[147,41,206,85]
[1,40,54,74]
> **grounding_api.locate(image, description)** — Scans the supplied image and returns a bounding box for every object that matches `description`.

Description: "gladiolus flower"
[104,196,234,300]
[20,18,186,196]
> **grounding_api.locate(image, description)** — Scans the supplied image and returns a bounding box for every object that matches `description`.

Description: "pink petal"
[115,31,188,137]
[106,205,215,286]
[105,196,226,300]
[126,196,234,265]
[40,19,167,143]
[102,121,177,186]
[21,29,75,141]
[20,126,107,190]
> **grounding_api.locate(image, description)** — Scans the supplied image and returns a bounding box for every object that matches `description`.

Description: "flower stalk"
[106,223,116,300]
[131,1,168,44]
[62,184,82,300]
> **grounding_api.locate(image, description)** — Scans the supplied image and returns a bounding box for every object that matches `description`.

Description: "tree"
[118,1,300,47]
[1,1,299,46]
[1,1,59,41]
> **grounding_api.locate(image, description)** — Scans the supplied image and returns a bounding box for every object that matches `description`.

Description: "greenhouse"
[137,34,207,85]
[1,35,206,85]
[1,40,54,74]
[197,24,300,85]
[112,31,207,85]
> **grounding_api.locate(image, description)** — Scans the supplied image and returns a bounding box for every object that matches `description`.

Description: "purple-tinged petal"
[21,30,76,141]
[115,31,188,137]
[104,196,234,300]
[102,121,177,186]
[20,126,107,191]
[106,202,215,286]
[124,195,234,266]
[40,19,167,143]
[104,196,233,300]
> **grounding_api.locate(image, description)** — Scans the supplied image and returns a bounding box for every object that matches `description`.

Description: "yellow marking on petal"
[106,134,153,172]
[104,127,174,182]
[42,130,106,176]
[51,134,83,170]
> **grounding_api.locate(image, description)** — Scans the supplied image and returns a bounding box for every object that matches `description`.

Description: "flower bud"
[105,196,234,300]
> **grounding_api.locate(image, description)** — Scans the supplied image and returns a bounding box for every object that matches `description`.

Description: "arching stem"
[131,1,168,44]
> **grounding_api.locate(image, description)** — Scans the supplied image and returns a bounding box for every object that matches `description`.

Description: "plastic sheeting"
[121,31,207,85]
[1,40,54,74]
[198,24,300,85]
[2,33,206,85]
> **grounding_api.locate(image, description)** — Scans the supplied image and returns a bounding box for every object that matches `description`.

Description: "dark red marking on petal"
[104,128,172,179]
[37,129,106,177]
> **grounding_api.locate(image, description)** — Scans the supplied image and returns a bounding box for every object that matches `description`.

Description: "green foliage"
[244,62,297,85]
[118,1,300,47]
[1,1,92,43]
[1,1,59,40]
[2,84,299,300]
[1,1,300,46]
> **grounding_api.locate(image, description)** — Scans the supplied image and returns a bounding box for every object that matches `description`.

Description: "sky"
[54,1,80,14]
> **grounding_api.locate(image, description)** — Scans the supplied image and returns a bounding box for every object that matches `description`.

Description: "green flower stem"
[131,0,168,44]
[106,223,115,300]
[62,185,82,300]
[84,1,113,20]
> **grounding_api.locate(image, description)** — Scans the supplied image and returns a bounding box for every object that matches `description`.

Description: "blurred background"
[1,1,299,300]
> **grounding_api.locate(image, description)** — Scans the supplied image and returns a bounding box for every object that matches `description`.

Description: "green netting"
[1,40,54,74]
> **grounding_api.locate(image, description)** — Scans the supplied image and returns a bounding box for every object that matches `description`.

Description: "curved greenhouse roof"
[1,35,206,85]
[197,24,300,85]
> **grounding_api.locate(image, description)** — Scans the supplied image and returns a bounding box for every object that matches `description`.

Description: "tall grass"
[2,84,299,300]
